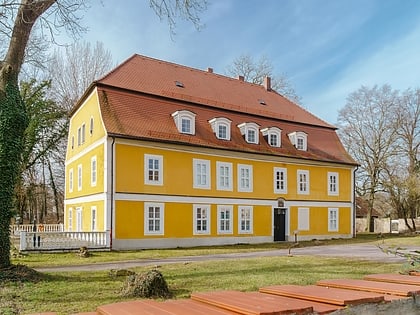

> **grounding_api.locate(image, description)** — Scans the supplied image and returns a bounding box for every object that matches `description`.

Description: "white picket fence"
[11,224,64,235]
[19,231,110,251]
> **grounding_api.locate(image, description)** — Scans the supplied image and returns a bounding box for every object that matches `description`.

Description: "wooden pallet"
[259,284,384,306]
[191,290,314,315]
[364,273,420,286]
[317,279,420,297]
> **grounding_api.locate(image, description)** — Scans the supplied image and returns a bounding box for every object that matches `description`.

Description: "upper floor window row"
[72,118,94,150]
[172,111,308,151]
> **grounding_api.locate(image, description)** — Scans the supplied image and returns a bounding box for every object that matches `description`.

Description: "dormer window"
[261,127,281,147]
[209,117,232,140]
[238,122,260,144]
[172,110,196,135]
[288,131,308,151]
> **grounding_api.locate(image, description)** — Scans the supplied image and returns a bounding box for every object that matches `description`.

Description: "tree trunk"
[47,158,62,223]
[0,0,55,268]
[0,72,28,267]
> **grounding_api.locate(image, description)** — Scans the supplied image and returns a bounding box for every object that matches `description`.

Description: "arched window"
[171,110,196,135]
[237,122,260,144]
[261,127,282,147]
[288,131,308,151]
[209,117,232,140]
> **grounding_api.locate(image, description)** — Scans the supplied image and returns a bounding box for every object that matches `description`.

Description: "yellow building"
[64,54,357,250]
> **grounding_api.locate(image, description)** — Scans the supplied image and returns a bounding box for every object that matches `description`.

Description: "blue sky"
[74,0,420,124]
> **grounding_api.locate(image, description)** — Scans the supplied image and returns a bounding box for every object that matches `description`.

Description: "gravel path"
[34,243,412,273]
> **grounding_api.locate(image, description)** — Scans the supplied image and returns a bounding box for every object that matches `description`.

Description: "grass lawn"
[1,234,418,315]
[10,233,417,268]
[1,257,402,315]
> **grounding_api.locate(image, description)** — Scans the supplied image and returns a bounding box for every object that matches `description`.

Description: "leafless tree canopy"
[149,0,207,34]
[225,54,301,104]
[0,0,88,81]
[47,41,114,110]
[338,85,420,231]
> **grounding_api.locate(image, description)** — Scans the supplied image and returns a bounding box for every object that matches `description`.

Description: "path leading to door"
[34,243,410,273]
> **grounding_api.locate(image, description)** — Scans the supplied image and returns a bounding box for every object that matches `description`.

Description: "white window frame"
[216,161,233,191]
[81,123,86,144]
[144,202,164,235]
[297,169,309,195]
[217,205,233,234]
[193,204,210,235]
[238,164,253,192]
[144,154,163,186]
[91,156,97,187]
[76,207,82,232]
[172,110,196,135]
[90,116,94,135]
[69,168,73,193]
[238,122,260,144]
[77,164,82,191]
[91,206,97,231]
[77,127,81,146]
[193,159,210,189]
[298,207,309,231]
[328,208,339,232]
[328,172,339,196]
[238,206,253,234]
[274,167,287,194]
[209,117,232,140]
[261,127,282,147]
[68,207,73,232]
[288,131,308,151]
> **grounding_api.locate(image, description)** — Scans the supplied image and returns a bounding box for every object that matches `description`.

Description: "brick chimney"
[237,75,244,81]
[263,76,271,91]
[207,67,213,73]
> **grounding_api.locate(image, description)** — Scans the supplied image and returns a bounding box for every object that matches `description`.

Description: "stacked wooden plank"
[26,273,420,315]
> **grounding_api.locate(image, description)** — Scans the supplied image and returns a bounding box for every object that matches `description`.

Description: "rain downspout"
[353,165,358,238]
[109,136,115,250]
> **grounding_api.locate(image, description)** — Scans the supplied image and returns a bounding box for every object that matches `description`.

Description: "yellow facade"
[115,142,353,201]
[64,89,355,249]
[112,140,353,244]
[115,200,272,239]
[64,89,107,234]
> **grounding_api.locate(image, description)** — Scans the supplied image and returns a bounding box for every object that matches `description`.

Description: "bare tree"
[150,0,207,35]
[0,0,88,269]
[383,88,420,231]
[47,41,114,110]
[225,54,301,104]
[0,0,207,268]
[338,85,400,231]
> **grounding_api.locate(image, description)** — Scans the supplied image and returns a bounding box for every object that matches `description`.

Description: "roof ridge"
[128,54,273,91]
[97,54,139,82]
[270,89,336,130]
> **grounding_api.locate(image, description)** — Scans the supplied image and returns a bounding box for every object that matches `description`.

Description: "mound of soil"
[0,264,44,283]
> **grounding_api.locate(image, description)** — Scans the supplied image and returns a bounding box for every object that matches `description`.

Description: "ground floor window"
[328,208,339,231]
[194,204,210,234]
[298,207,309,231]
[238,206,253,234]
[217,205,233,234]
[144,202,164,235]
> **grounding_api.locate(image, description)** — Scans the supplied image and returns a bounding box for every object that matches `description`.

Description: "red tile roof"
[80,54,356,165]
